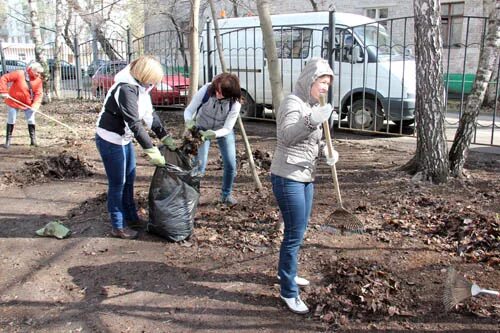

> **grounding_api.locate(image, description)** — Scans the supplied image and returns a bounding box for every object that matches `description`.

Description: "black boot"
[4,124,14,149]
[28,124,37,146]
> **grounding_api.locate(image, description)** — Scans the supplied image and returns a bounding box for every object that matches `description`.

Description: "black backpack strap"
[24,70,34,100]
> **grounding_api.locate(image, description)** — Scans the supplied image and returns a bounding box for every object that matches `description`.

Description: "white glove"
[310,103,333,126]
[323,145,339,166]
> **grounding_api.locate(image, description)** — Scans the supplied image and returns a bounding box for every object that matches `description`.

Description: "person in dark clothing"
[95,55,176,239]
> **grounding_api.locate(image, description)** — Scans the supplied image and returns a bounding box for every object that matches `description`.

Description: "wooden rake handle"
[5,95,80,137]
[319,94,343,208]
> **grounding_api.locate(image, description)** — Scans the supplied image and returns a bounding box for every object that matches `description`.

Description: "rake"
[443,267,499,311]
[319,94,364,234]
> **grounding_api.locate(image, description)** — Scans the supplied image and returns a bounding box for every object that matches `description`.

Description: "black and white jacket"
[95,66,167,149]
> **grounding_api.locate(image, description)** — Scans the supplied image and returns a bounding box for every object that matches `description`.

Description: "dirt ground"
[0,100,498,333]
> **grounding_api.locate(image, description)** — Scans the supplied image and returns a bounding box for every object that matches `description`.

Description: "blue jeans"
[95,134,139,229]
[196,131,237,199]
[7,107,36,125]
[271,174,314,298]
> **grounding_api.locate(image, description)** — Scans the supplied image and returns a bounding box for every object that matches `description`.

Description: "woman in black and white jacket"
[95,55,175,239]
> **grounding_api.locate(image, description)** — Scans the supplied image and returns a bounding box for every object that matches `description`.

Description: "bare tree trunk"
[188,0,201,101]
[208,0,227,73]
[309,0,319,11]
[208,0,262,191]
[449,0,499,177]
[483,53,499,106]
[53,0,63,99]
[62,8,76,54]
[168,15,189,74]
[231,0,239,17]
[66,0,119,61]
[28,0,50,103]
[257,0,283,113]
[404,0,449,183]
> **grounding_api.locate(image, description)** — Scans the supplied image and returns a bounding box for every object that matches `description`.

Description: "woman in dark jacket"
[95,55,176,239]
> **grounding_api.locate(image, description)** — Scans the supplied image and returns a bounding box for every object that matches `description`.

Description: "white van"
[200,11,416,131]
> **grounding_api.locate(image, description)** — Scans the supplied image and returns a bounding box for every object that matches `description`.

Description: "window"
[365,8,389,27]
[441,2,464,47]
[274,28,312,59]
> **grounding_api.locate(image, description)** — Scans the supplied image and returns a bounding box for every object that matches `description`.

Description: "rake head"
[325,207,365,234]
[443,267,473,311]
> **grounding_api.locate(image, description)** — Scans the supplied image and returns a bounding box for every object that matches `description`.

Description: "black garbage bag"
[147,147,201,242]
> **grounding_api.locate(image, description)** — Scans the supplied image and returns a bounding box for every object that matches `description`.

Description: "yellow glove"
[200,130,216,141]
[161,136,177,151]
[144,147,165,166]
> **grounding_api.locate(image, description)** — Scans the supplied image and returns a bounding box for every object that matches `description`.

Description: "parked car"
[0,59,27,75]
[91,61,190,106]
[47,59,82,80]
[86,59,107,77]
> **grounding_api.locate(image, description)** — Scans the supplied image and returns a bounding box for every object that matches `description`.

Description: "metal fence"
[1,12,498,146]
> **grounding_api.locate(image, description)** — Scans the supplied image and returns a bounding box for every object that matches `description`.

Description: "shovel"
[319,94,364,234]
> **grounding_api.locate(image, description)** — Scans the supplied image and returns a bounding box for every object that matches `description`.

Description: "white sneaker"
[280,295,309,314]
[277,275,310,286]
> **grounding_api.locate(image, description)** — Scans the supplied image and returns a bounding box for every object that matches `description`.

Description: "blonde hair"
[29,62,44,74]
[129,55,163,84]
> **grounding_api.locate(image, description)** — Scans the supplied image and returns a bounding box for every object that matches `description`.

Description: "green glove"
[144,147,165,166]
[161,135,177,151]
[200,130,217,141]
[185,119,196,130]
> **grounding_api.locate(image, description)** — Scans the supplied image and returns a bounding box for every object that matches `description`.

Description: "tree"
[188,0,201,100]
[449,0,499,177]
[207,0,262,191]
[28,0,50,102]
[403,0,449,183]
[52,0,64,99]
[256,0,284,113]
[66,0,121,60]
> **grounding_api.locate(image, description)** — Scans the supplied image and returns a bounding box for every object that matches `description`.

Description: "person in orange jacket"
[0,62,44,148]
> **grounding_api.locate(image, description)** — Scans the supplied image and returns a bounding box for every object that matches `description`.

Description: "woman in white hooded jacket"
[95,55,176,239]
[271,58,339,314]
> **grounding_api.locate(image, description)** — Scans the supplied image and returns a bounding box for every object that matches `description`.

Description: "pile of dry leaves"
[379,195,500,267]
[306,257,417,326]
[0,151,95,187]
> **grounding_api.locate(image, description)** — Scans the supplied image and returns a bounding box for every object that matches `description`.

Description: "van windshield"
[353,25,404,57]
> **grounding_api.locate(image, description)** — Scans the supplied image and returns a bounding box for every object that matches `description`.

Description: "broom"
[319,94,364,234]
[443,267,499,311]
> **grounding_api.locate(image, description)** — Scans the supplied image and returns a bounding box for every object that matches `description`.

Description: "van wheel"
[240,90,262,118]
[349,99,384,131]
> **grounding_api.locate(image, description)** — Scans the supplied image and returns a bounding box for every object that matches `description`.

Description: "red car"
[91,61,190,106]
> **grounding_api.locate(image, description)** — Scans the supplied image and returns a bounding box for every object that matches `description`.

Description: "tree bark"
[28,0,50,102]
[309,0,319,12]
[449,0,499,177]
[256,0,283,114]
[53,0,63,99]
[407,0,449,183]
[66,0,119,61]
[167,15,189,75]
[208,0,263,191]
[483,53,499,107]
[188,0,201,101]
